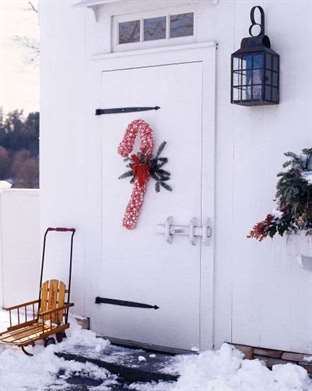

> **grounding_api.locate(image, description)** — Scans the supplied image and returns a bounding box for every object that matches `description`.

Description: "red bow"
[131,154,150,187]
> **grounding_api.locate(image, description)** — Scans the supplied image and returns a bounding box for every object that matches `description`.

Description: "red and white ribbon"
[118,119,154,229]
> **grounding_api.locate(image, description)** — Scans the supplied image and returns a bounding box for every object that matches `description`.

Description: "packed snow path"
[0,311,311,390]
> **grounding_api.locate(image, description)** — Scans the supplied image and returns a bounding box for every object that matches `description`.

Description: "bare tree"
[28,1,38,13]
[13,1,40,65]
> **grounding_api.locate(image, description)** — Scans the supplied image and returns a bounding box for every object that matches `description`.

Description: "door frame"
[92,41,217,351]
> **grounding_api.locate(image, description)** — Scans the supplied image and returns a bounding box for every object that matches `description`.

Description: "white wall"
[0,190,40,307]
[40,0,312,353]
[40,0,88,316]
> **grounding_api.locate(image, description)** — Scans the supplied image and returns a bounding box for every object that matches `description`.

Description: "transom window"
[114,11,195,50]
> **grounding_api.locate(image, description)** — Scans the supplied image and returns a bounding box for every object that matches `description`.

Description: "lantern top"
[232,6,278,57]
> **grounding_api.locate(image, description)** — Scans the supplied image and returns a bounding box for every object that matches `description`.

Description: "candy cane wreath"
[118,119,172,230]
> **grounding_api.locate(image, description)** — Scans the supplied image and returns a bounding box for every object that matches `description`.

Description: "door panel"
[92,62,205,349]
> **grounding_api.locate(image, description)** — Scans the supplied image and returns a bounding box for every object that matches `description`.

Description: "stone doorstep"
[229,343,312,374]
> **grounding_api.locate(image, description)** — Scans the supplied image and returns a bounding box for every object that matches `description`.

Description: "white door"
[90,46,215,351]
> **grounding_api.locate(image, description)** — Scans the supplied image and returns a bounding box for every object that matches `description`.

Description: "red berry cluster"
[248,214,274,241]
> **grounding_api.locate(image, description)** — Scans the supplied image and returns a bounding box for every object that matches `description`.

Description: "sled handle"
[39,227,76,324]
[47,227,76,232]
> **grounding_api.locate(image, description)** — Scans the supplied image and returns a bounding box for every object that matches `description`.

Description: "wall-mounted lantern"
[231,6,279,106]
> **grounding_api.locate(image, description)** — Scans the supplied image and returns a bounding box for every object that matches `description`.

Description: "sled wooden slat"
[48,280,58,313]
[26,324,70,345]
[40,281,49,313]
[17,324,69,347]
[0,324,46,343]
[1,322,41,338]
[0,322,70,347]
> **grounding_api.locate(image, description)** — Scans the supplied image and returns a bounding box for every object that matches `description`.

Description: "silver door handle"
[164,216,174,244]
[189,217,197,246]
[157,217,212,245]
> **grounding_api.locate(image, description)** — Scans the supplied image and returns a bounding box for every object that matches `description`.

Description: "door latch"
[157,217,212,245]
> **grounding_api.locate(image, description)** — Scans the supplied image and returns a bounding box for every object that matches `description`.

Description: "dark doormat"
[52,342,180,390]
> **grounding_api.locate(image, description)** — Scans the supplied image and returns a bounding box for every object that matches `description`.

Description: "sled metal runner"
[0,227,76,355]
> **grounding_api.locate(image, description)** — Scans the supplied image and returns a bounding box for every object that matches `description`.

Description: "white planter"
[290,232,312,271]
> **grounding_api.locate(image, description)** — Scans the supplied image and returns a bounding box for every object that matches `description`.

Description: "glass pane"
[170,13,194,38]
[242,55,253,70]
[265,53,272,70]
[253,54,264,69]
[272,72,278,87]
[242,86,252,101]
[233,72,240,86]
[253,69,263,85]
[119,20,140,44]
[253,85,262,100]
[245,70,253,89]
[273,55,279,71]
[265,85,272,101]
[144,16,166,41]
[272,87,279,102]
[232,57,240,71]
[232,87,240,101]
[265,70,272,85]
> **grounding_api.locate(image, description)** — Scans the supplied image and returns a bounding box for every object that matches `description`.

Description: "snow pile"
[56,316,110,356]
[0,346,116,390]
[131,344,312,391]
[172,344,311,391]
[0,312,113,390]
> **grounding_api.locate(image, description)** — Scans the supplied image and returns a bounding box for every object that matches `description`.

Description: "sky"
[0,0,39,115]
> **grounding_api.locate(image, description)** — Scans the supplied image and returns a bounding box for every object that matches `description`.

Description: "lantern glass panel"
[272,72,278,86]
[241,71,247,86]
[253,84,262,100]
[265,85,272,101]
[265,70,272,84]
[272,87,278,101]
[233,57,240,71]
[265,53,272,69]
[253,54,264,69]
[233,72,240,86]
[273,55,279,71]
[233,87,240,101]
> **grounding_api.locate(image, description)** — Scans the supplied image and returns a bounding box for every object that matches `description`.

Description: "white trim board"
[75,0,121,7]
[75,0,218,8]
[92,41,217,61]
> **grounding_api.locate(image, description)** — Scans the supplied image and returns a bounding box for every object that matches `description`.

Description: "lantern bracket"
[240,6,270,50]
[249,6,265,37]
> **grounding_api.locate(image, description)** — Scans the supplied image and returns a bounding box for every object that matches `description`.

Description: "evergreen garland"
[248,148,312,240]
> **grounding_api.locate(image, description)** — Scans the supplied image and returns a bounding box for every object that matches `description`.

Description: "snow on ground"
[0,311,116,390]
[130,345,312,391]
[0,310,311,390]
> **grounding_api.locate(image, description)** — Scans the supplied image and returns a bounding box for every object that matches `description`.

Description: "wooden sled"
[0,228,76,356]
